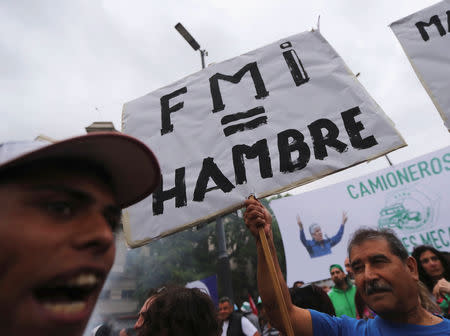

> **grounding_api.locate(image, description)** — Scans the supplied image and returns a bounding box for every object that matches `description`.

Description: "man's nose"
[72,209,115,254]
[364,264,379,280]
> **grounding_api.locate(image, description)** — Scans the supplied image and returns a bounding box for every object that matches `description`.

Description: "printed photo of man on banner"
[297,212,347,258]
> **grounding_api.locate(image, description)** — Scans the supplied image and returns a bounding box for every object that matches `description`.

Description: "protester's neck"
[335,281,348,291]
[380,305,441,325]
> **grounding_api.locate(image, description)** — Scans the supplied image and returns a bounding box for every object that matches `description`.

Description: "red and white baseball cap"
[0,132,160,208]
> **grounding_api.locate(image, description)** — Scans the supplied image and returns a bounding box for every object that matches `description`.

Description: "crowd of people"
[1,132,449,335]
[98,238,450,336]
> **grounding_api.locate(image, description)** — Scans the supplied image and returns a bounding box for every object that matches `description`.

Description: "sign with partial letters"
[122,30,405,247]
[271,146,450,284]
[391,0,450,131]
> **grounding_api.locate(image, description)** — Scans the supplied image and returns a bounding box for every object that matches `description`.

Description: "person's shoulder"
[241,315,254,325]
[309,310,370,335]
[440,316,450,324]
[328,287,340,296]
[374,315,450,334]
[240,315,258,335]
[433,316,450,330]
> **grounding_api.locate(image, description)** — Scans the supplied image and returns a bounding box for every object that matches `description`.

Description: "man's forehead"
[349,238,391,262]
[3,158,110,182]
[2,166,118,209]
[4,160,114,191]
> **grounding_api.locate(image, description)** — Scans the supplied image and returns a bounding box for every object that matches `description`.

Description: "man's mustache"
[365,280,393,296]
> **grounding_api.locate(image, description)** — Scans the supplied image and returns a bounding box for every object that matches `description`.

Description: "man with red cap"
[0,133,160,336]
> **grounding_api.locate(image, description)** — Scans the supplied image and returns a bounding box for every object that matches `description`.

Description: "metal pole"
[192,36,232,301]
[175,23,231,299]
[200,49,206,69]
[216,217,234,300]
[385,154,393,166]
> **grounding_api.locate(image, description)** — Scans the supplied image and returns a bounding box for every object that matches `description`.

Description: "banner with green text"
[271,146,450,283]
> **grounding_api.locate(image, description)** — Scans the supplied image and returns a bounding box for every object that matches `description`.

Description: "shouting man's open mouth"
[31,269,105,323]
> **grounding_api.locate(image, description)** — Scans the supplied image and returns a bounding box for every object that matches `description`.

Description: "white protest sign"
[270,146,450,284]
[122,30,405,247]
[391,0,450,131]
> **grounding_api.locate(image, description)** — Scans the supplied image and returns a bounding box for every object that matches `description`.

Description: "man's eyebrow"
[27,184,95,203]
[350,259,361,268]
[368,254,389,262]
[350,254,389,267]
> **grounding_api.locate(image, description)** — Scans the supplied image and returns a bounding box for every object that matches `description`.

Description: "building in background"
[84,122,141,333]
[85,121,117,133]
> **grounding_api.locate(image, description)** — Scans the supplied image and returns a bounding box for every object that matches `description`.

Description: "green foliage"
[124,223,217,306]
[220,196,288,305]
[124,194,291,307]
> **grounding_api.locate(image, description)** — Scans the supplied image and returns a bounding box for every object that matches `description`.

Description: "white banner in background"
[271,146,450,284]
[391,0,450,131]
[122,30,405,247]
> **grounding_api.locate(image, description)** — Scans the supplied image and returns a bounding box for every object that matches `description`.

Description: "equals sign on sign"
[220,106,267,137]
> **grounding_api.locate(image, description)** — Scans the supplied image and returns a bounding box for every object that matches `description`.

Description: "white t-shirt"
[221,316,258,336]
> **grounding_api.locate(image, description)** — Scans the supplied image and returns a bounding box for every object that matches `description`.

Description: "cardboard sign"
[122,30,405,247]
[271,146,450,283]
[391,0,450,131]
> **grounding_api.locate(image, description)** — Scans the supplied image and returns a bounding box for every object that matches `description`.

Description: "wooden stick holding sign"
[248,195,294,336]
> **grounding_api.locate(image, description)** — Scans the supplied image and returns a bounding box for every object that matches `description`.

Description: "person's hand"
[433,278,450,299]
[296,214,303,230]
[342,211,348,225]
[244,198,272,241]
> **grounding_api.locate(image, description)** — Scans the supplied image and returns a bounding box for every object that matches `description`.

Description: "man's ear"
[406,256,418,281]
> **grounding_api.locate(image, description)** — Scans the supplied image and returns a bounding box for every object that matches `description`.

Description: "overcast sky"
[1,0,449,192]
